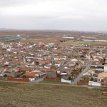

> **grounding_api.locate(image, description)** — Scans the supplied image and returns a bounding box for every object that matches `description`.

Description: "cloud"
[0,0,106,17]
[0,0,107,31]
[0,0,36,6]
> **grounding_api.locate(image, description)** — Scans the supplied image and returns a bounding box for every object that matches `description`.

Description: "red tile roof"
[40,68,56,72]
[25,71,41,78]
[35,60,51,64]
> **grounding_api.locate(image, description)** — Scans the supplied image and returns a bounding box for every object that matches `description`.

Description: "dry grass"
[61,40,107,46]
[23,36,61,44]
[0,81,107,107]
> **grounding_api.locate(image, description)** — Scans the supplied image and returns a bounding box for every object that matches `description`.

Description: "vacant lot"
[0,81,107,107]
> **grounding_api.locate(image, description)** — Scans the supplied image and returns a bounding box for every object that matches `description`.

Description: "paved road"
[71,60,92,85]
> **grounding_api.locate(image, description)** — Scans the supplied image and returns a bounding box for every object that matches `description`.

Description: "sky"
[0,0,107,31]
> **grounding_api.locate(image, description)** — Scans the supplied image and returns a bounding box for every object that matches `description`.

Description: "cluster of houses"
[0,38,107,87]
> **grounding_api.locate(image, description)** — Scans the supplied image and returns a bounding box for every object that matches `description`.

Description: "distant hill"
[0,29,107,39]
[0,28,16,31]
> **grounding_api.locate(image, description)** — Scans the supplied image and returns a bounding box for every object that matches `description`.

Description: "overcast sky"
[0,0,107,31]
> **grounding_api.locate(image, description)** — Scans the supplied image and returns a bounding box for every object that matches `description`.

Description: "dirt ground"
[0,81,107,107]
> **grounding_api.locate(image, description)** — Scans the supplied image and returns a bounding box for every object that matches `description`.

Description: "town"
[0,31,107,87]
[1,0,107,106]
